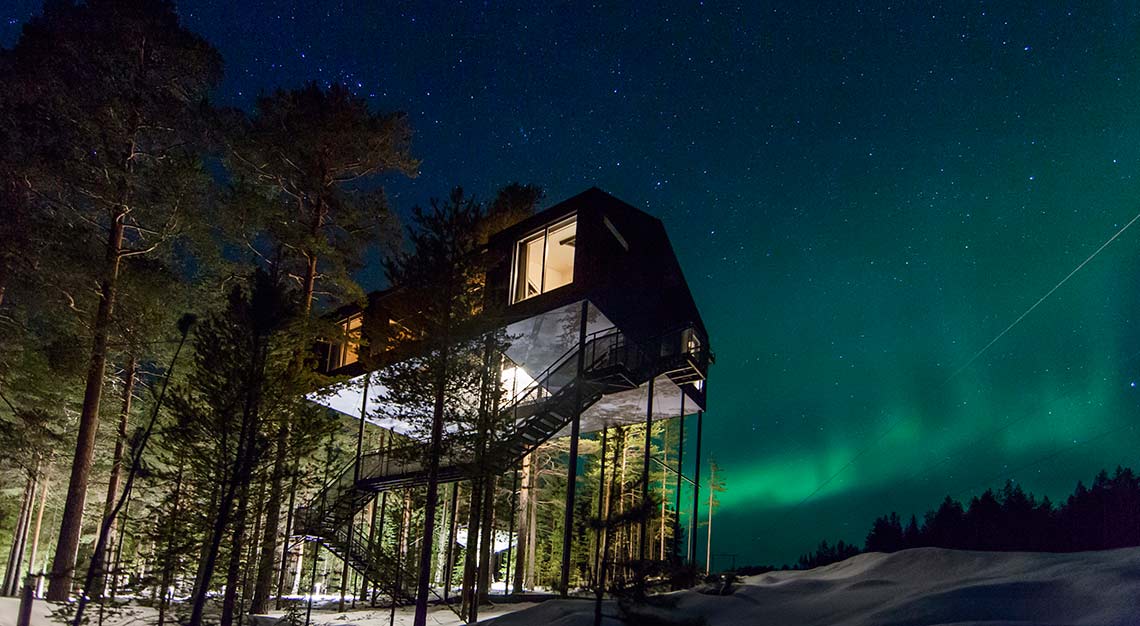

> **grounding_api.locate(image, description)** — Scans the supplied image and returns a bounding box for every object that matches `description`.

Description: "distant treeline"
[866,466,1140,553]
[795,539,862,570]
[791,466,1140,570]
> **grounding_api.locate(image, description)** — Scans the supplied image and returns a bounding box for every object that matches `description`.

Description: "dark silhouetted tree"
[797,539,860,569]
[227,82,418,616]
[380,187,510,626]
[167,271,325,626]
[865,512,904,553]
[903,514,921,548]
[847,467,1140,557]
[923,496,966,549]
[4,0,224,600]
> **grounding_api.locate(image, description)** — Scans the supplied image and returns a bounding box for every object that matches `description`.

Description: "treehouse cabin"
[298,187,712,597]
[314,187,709,431]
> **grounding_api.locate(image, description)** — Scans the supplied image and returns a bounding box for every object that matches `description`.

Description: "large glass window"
[328,313,363,370]
[513,215,576,303]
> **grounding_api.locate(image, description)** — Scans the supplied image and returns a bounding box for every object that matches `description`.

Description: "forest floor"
[0,596,538,626]
[5,546,1140,625]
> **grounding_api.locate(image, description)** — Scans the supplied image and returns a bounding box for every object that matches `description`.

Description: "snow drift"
[487,546,1140,626]
[4,547,1139,626]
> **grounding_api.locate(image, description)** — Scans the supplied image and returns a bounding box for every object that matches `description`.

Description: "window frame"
[328,312,363,370]
[510,213,577,304]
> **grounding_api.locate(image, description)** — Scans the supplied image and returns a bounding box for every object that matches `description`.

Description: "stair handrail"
[504,326,620,400]
[335,328,622,490]
[301,326,660,536]
[366,326,655,475]
[297,324,667,619]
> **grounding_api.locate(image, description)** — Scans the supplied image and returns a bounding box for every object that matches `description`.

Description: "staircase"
[294,327,657,601]
[314,505,418,604]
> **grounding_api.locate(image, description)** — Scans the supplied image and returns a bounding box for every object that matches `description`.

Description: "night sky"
[7,2,1140,566]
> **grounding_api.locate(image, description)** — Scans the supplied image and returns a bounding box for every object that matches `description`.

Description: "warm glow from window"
[512,215,576,303]
[684,328,702,356]
[329,313,363,370]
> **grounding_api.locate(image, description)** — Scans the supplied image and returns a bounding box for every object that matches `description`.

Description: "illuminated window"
[512,215,576,303]
[328,314,363,370]
[683,328,702,357]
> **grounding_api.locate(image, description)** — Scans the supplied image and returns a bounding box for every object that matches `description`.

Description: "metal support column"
[639,376,654,561]
[675,394,685,561]
[354,373,370,482]
[559,300,590,595]
[443,481,459,601]
[687,411,703,567]
[592,425,608,588]
[504,465,519,595]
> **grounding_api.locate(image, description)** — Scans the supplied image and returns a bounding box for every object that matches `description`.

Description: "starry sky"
[7,2,1140,566]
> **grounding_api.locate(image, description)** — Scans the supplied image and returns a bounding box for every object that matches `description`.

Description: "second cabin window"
[328,313,363,370]
[513,214,577,303]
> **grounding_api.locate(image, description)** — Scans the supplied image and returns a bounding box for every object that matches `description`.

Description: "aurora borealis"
[6,2,1140,566]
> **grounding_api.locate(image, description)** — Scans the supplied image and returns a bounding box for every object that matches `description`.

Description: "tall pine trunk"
[476,475,496,606]
[442,483,459,599]
[99,359,135,596]
[512,453,530,593]
[191,479,222,604]
[2,474,36,596]
[250,430,286,614]
[370,489,389,604]
[619,434,628,582]
[252,214,320,614]
[358,497,376,603]
[157,462,184,626]
[524,454,537,589]
[189,480,239,626]
[48,209,125,601]
[413,342,449,626]
[460,479,482,621]
[433,485,452,586]
[189,364,262,626]
[337,537,350,611]
[220,482,251,626]
[289,542,303,596]
[27,478,49,579]
[273,466,299,610]
[399,491,412,587]
[243,479,268,607]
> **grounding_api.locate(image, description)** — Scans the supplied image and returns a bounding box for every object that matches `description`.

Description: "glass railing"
[305,326,660,533]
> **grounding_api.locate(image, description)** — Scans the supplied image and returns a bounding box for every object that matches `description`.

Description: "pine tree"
[0,397,64,595]
[0,253,81,596]
[3,0,224,600]
[379,187,504,626]
[902,514,921,548]
[864,512,904,553]
[225,82,418,615]
[166,271,326,626]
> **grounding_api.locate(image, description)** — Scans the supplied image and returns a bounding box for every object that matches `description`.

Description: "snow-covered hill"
[487,546,1140,626]
[4,547,1138,625]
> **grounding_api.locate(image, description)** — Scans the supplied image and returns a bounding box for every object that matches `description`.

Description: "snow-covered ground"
[491,546,1140,626]
[6,547,1140,625]
[0,597,536,626]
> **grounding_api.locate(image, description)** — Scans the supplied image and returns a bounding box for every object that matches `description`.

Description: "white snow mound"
[485,546,1140,626]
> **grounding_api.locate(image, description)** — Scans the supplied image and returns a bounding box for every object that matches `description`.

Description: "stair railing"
[300,326,657,536]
